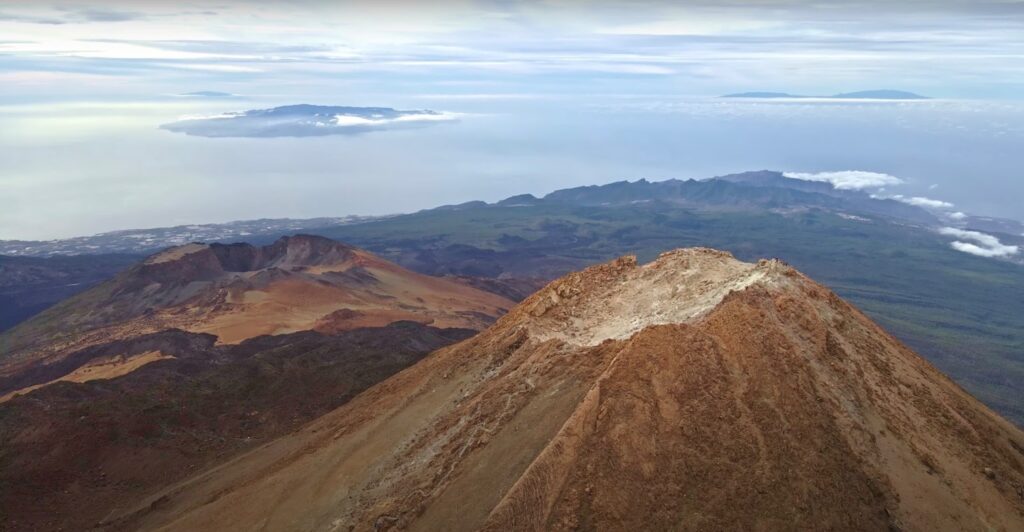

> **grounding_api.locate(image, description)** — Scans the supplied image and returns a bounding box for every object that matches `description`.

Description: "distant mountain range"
[491,170,939,224]
[9,170,1018,259]
[722,90,929,100]
[0,215,387,257]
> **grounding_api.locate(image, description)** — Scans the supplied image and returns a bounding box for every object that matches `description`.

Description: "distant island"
[160,104,456,138]
[722,90,929,100]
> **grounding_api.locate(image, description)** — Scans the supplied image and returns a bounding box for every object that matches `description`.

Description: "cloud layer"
[939,227,1019,258]
[783,171,903,190]
[3,1,1024,101]
[892,195,955,209]
[161,104,458,138]
[0,6,143,25]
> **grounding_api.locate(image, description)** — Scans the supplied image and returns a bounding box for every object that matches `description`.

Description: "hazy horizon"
[2,0,1024,240]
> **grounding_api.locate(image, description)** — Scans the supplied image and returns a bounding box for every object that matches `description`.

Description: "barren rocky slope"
[120,249,1024,531]
[0,235,512,387]
[0,236,515,531]
[0,323,474,532]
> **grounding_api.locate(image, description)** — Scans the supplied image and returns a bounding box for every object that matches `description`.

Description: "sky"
[1,0,1023,239]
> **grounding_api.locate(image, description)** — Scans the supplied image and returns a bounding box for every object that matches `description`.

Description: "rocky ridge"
[0,235,513,381]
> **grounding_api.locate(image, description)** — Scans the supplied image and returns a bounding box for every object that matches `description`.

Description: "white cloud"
[939,227,1018,257]
[891,195,954,209]
[332,112,461,127]
[783,170,903,190]
[330,115,378,127]
[948,211,968,220]
[394,112,463,123]
[950,241,1018,257]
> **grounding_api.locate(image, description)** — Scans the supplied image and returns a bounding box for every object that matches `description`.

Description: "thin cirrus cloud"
[0,6,144,25]
[1,1,1024,100]
[939,227,1020,258]
[782,171,904,190]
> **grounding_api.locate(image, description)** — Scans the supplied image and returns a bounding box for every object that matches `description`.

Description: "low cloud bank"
[892,195,955,209]
[939,227,1019,258]
[783,171,903,190]
[161,104,458,138]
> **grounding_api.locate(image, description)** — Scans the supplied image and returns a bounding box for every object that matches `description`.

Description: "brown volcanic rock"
[0,235,513,384]
[121,249,1024,532]
[0,323,474,532]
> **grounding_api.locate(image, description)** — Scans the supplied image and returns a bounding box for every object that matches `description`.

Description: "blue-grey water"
[1,95,1022,240]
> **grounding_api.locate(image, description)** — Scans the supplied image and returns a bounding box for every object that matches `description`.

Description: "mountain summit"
[124,248,1024,531]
